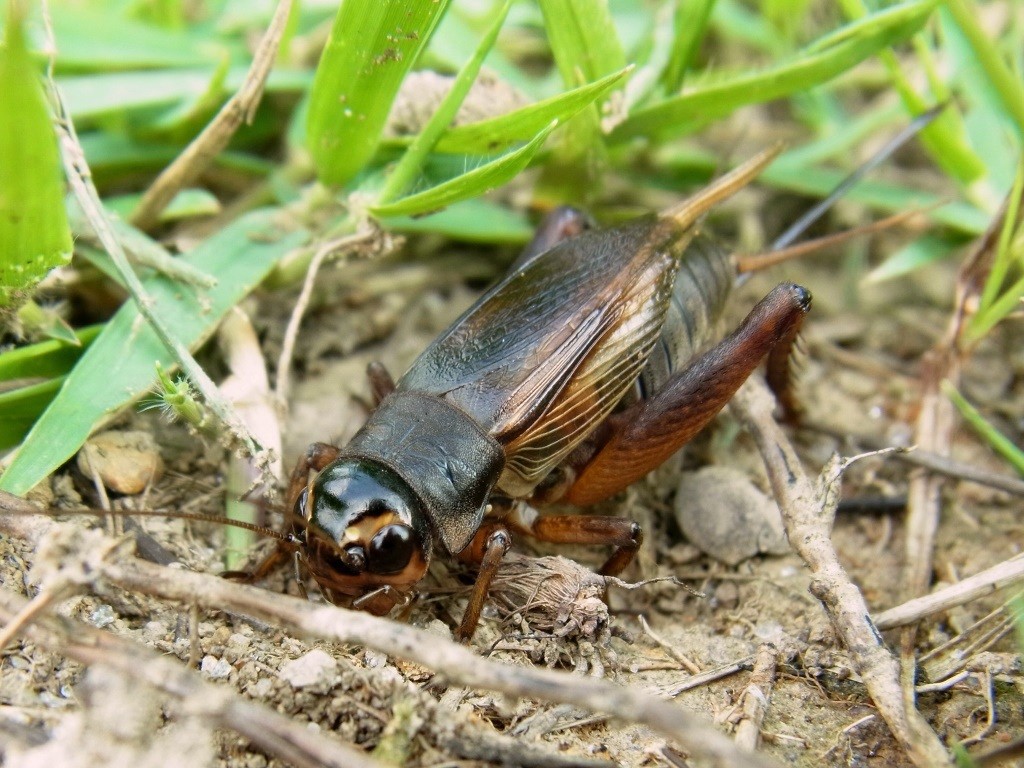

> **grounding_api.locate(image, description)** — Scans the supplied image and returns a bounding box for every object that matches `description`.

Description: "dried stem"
[733,644,778,752]
[875,555,1024,630]
[129,0,294,230]
[730,377,952,768]
[0,508,778,768]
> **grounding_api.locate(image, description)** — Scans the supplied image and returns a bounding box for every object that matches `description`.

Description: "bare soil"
[2,232,1023,768]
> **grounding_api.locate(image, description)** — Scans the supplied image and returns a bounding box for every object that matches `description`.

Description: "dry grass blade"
[129,0,294,230]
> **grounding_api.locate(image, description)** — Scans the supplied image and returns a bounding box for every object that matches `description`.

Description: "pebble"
[76,430,163,495]
[279,649,338,688]
[200,655,233,679]
[674,467,789,566]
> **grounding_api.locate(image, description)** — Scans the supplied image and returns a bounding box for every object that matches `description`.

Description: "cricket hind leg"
[565,282,811,506]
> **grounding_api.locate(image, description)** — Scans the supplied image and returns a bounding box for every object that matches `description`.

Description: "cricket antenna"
[735,104,946,276]
[0,491,302,549]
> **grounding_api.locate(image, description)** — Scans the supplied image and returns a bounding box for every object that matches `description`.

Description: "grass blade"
[611,0,938,142]
[426,66,631,155]
[381,198,532,245]
[659,0,716,94]
[0,5,72,309]
[536,0,626,201]
[0,210,308,496]
[369,121,558,218]
[306,0,451,187]
[942,381,1024,476]
[377,1,512,206]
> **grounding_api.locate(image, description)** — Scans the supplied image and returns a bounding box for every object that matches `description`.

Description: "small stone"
[674,467,789,566]
[88,604,115,628]
[76,430,163,495]
[228,633,251,650]
[200,655,232,679]
[279,649,338,688]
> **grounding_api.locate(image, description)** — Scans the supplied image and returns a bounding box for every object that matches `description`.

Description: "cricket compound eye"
[367,523,418,575]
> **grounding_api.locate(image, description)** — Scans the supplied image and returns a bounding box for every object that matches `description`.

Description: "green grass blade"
[426,66,631,154]
[0,6,72,309]
[0,378,64,451]
[0,209,308,496]
[942,381,1024,476]
[49,5,222,71]
[862,234,959,284]
[536,0,626,202]
[941,0,1024,143]
[0,325,101,381]
[306,0,451,187]
[369,121,558,218]
[611,0,938,143]
[59,67,311,122]
[377,1,511,206]
[539,0,626,86]
[381,198,532,245]
[659,0,716,94]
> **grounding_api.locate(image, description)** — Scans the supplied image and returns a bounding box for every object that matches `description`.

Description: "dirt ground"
[1,220,1023,767]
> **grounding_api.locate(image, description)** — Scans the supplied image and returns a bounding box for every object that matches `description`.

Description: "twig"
[874,556,1024,630]
[664,656,754,697]
[275,229,378,404]
[129,0,294,231]
[0,511,786,768]
[730,377,952,768]
[639,615,701,674]
[733,644,778,752]
[0,588,384,768]
[900,193,1008,697]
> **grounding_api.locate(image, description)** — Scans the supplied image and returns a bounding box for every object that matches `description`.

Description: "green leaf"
[0,378,63,452]
[381,198,532,244]
[58,66,311,122]
[0,325,101,382]
[611,0,938,142]
[49,5,223,72]
[539,0,626,86]
[659,0,716,93]
[943,381,1024,477]
[306,0,451,187]
[428,66,631,155]
[536,0,626,201]
[0,6,72,309]
[0,209,308,496]
[368,121,558,219]
[377,1,512,206]
[862,234,958,284]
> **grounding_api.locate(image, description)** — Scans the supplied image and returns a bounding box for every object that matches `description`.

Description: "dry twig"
[733,644,778,752]
[0,507,778,768]
[875,555,1024,630]
[730,377,951,768]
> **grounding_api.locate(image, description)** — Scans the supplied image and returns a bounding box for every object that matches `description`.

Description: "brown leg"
[529,515,643,576]
[566,283,811,506]
[366,362,396,407]
[456,528,511,642]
